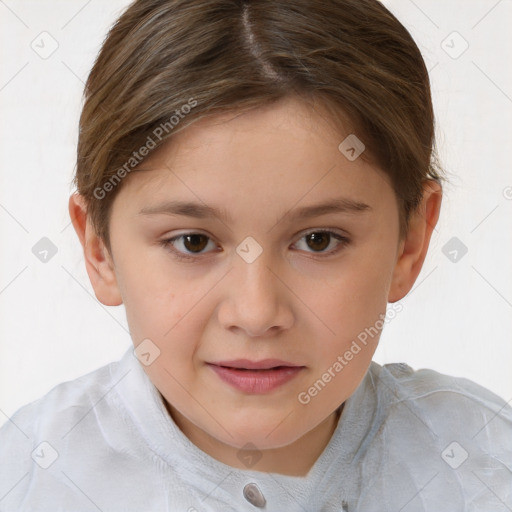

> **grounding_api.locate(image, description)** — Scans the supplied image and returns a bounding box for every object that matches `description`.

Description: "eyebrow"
[138,198,372,222]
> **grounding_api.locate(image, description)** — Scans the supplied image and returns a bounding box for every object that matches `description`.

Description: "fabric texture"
[1,347,511,511]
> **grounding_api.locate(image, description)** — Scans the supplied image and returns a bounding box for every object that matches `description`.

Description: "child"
[1,0,510,510]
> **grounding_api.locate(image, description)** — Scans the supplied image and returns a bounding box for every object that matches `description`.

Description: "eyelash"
[159,229,351,262]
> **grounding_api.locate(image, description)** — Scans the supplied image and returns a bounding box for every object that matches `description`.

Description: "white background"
[1,0,511,428]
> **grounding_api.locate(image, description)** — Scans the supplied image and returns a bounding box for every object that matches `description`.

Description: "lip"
[211,358,302,370]
[207,360,305,394]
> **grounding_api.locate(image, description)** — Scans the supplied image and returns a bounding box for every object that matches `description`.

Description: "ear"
[68,193,123,306]
[388,180,442,302]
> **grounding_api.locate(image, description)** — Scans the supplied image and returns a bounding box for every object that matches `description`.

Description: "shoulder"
[0,350,134,508]
[352,361,512,509]
[0,353,124,439]
[365,360,512,442]
[369,361,512,427]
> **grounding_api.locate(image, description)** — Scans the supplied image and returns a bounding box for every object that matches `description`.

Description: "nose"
[217,249,294,338]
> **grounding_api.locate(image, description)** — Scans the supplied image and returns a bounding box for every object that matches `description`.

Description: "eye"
[160,229,350,262]
[160,233,218,260]
[292,230,350,256]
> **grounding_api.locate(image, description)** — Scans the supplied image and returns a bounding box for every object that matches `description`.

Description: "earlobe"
[68,193,123,306]
[388,180,442,303]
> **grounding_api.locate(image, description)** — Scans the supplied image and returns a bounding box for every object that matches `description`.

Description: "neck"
[165,400,343,477]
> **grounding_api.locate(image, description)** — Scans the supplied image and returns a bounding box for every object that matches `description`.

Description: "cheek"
[302,249,394,366]
[114,253,195,348]
[313,256,392,328]
[296,262,391,410]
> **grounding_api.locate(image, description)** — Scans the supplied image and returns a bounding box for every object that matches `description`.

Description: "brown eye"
[293,230,350,256]
[183,234,209,253]
[305,232,330,252]
[160,233,217,260]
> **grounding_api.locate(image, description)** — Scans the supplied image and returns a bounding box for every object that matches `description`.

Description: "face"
[102,96,404,452]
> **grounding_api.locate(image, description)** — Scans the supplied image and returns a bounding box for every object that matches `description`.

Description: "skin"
[69,95,442,476]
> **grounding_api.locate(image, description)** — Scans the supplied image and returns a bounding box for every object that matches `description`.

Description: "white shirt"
[1,347,511,511]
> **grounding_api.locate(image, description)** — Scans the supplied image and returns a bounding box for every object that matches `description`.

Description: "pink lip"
[211,358,301,370]
[207,361,305,394]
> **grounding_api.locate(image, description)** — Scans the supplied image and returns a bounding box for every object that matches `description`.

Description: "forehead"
[114,96,393,212]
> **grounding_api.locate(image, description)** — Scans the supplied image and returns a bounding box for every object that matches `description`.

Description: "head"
[69,0,443,456]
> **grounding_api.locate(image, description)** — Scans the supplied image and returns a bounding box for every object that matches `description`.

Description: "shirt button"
[243,483,266,508]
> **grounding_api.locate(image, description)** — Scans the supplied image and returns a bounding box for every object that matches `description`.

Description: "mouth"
[206,359,305,393]
[209,358,303,370]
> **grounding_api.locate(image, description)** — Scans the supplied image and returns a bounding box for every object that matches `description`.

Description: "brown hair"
[73,0,444,255]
